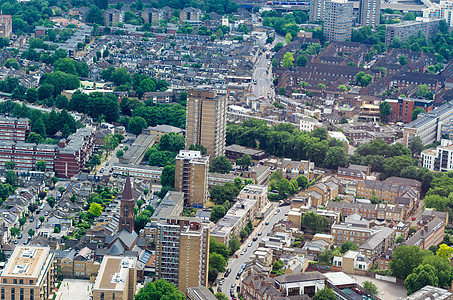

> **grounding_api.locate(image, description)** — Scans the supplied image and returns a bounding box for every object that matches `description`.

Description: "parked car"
[225,268,231,277]
[253,237,258,241]
[248,242,252,247]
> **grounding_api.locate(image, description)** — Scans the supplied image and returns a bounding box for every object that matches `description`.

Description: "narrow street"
[220,204,291,299]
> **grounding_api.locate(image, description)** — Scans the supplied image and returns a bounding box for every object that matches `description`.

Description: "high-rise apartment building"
[310,0,325,21]
[0,14,12,38]
[185,88,227,160]
[0,246,57,300]
[359,0,380,27]
[92,256,137,300]
[0,116,30,142]
[175,150,209,208]
[324,0,353,42]
[155,217,210,293]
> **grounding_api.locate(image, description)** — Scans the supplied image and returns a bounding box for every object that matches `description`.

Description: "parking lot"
[352,275,407,299]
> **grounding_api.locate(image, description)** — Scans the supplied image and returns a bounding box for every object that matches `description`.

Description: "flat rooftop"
[1,246,52,280]
[93,256,136,292]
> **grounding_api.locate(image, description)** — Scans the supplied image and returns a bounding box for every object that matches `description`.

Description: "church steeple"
[119,176,134,233]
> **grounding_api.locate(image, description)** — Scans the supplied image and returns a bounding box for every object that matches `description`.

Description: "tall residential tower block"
[185,88,227,160]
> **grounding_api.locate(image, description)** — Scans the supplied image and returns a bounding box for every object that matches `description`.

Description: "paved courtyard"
[352,274,407,300]
[55,279,93,300]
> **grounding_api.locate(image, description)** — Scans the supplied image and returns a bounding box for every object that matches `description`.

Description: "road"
[220,204,291,299]
[14,201,51,246]
[252,52,273,99]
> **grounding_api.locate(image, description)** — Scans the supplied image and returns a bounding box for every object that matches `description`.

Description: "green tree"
[128,116,148,136]
[209,252,227,273]
[390,245,432,279]
[110,67,131,86]
[285,32,292,44]
[4,58,19,70]
[39,216,45,223]
[214,293,229,300]
[341,241,358,253]
[135,279,185,300]
[395,234,404,244]
[116,150,124,158]
[282,52,294,68]
[405,264,438,295]
[379,101,392,123]
[210,156,232,174]
[318,249,334,264]
[412,107,426,121]
[35,160,46,172]
[363,281,378,295]
[47,196,56,208]
[409,136,423,156]
[355,71,373,86]
[296,54,308,67]
[273,42,283,52]
[302,211,329,233]
[324,146,347,169]
[296,175,309,190]
[161,165,175,188]
[399,55,408,66]
[421,254,452,287]
[5,170,17,186]
[26,88,39,103]
[189,144,207,155]
[236,154,252,170]
[27,229,35,237]
[18,217,26,227]
[229,234,240,254]
[10,227,20,237]
[210,205,226,223]
[4,161,15,170]
[88,203,102,217]
[313,288,336,300]
[437,243,453,260]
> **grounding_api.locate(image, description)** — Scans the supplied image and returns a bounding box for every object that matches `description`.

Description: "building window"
[19,280,23,285]
[100,292,104,300]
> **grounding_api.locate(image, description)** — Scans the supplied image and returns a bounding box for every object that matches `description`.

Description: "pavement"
[220,204,291,299]
[54,279,93,300]
[352,274,407,300]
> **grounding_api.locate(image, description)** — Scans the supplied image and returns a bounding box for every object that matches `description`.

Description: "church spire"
[119,176,134,233]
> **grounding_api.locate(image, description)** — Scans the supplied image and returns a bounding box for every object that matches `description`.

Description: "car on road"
[14,240,18,244]
[235,273,241,279]
[241,248,247,255]
[23,241,28,245]
[231,283,236,288]
[35,224,40,229]
[253,237,258,241]
[265,221,269,225]
[30,218,34,222]
[225,268,231,277]
[412,217,416,221]
[258,232,262,236]
[100,168,105,173]
[219,279,224,285]
[44,211,49,216]
[217,287,222,292]
[248,242,252,247]
[274,211,278,215]
[18,234,22,239]
[230,288,234,297]
[276,209,280,213]
[106,162,109,166]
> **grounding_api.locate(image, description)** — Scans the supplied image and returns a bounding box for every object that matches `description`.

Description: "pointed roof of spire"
[122,176,133,201]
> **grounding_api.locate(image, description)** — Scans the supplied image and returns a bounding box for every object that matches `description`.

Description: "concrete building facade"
[358,0,380,27]
[324,0,353,42]
[185,88,227,160]
[155,217,210,292]
[0,246,57,300]
[175,150,209,208]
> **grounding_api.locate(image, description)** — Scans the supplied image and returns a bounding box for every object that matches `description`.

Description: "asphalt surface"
[219,204,291,299]
[252,52,273,99]
[14,201,51,246]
